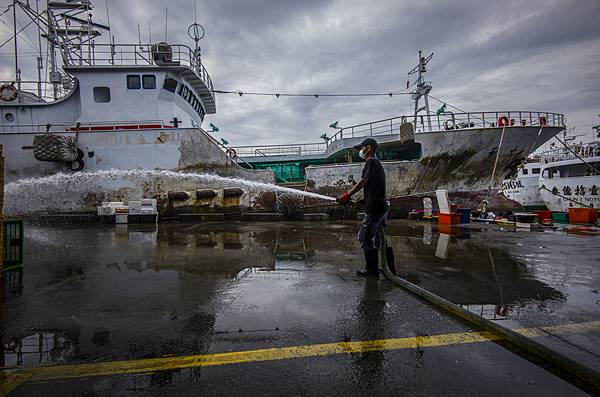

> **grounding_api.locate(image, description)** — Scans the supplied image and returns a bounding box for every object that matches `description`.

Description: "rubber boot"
[357,248,379,276]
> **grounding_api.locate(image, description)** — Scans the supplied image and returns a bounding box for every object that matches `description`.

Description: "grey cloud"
[1,0,599,145]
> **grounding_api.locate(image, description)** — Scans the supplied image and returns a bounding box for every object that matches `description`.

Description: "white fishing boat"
[501,160,545,210]
[538,142,600,211]
[0,0,270,183]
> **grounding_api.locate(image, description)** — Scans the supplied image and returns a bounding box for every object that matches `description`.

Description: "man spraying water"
[338,138,389,276]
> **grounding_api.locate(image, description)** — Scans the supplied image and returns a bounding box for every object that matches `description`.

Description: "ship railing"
[231,143,328,158]
[0,80,74,102]
[62,43,214,99]
[327,111,566,144]
[538,143,600,163]
[2,119,170,133]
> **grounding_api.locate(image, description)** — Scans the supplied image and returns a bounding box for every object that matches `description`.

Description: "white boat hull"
[539,175,600,211]
[502,176,546,210]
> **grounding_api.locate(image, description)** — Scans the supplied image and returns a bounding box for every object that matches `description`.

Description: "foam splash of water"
[4,169,336,215]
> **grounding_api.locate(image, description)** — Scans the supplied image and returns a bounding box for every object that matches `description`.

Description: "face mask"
[359,147,369,160]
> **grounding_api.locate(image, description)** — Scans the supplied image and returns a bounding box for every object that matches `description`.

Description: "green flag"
[210,123,220,132]
[329,121,339,129]
[320,133,329,141]
[221,138,229,146]
[436,104,447,114]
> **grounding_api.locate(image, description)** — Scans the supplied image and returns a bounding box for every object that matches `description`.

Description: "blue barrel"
[457,208,471,224]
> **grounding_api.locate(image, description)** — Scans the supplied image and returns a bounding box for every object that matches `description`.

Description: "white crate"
[129,200,142,215]
[97,206,115,216]
[115,213,128,224]
[140,198,157,207]
[102,201,124,208]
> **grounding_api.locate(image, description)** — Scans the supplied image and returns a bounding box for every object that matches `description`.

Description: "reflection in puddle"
[2,331,75,367]
[388,224,575,321]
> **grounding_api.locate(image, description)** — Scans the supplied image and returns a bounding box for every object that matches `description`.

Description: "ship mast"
[408,51,433,131]
[12,0,22,103]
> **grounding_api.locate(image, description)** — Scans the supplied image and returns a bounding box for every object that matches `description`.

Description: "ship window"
[163,77,178,93]
[5,112,14,122]
[532,168,540,174]
[93,87,111,103]
[127,75,141,89]
[522,169,528,175]
[142,75,156,89]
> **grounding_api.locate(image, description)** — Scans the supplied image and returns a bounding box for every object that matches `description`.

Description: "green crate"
[552,212,569,223]
[3,220,24,267]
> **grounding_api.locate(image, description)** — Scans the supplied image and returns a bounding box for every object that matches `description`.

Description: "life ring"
[443,119,455,130]
[539,116,547,126]
[498,116,510,127]
[226,148,237,159]
[0,83,18,102]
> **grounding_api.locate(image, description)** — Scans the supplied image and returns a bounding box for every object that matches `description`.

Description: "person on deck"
[338,138,389,276]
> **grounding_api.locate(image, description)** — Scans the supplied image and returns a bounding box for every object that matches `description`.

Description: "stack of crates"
[436,190,461,225]
[3,220,23,267]
[128,199,158,223]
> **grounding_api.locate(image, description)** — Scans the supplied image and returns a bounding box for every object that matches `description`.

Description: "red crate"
[534,210,552,221]
[568,208,598,224]
[439,213,461,225]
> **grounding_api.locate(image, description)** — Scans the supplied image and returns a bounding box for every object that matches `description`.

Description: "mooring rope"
[488,125,506,194]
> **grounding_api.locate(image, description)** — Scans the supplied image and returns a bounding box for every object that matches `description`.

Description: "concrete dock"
[1,220,599,396]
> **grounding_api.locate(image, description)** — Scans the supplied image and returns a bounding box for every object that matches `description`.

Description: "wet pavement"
[0,220,599,396]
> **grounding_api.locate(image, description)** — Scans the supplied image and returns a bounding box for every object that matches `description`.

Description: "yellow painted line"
[1,320,599,396]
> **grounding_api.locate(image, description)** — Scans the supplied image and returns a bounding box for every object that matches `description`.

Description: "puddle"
[2,331,76,367]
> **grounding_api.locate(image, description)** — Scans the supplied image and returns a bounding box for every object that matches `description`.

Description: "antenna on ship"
[188,0,205,68]
[408,50,433,131]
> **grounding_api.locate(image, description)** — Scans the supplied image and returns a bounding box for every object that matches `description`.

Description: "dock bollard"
[377,228,600,394]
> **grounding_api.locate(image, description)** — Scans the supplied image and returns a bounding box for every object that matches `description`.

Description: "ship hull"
[539,175,600,212]
[502,176,546,210]
[306,126,562,215]
[1,128,275,215]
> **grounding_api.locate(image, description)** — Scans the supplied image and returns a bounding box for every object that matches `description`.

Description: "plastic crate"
[457,208,471,224]
[3,220,24,267]
[552,212,569,223]
[439,213,461,225]
[568,208,598,224]
[534,210,552,221]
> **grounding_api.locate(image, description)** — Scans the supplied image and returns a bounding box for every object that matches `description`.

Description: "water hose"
[377,228,600,394]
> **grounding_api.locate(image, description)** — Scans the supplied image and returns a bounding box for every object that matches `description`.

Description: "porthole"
[5,112,14,122]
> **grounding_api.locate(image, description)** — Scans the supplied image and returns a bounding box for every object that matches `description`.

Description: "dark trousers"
[358,207,389,250]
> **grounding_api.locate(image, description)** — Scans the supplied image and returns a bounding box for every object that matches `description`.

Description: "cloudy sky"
[1,0,599,146]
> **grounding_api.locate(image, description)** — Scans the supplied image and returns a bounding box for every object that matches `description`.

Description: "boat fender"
[33,134,80,162]
[226,148,237,159]
[498,116,510,127]
[0,83,18,101]
[399,116,415,142]
[539,116,547,126]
